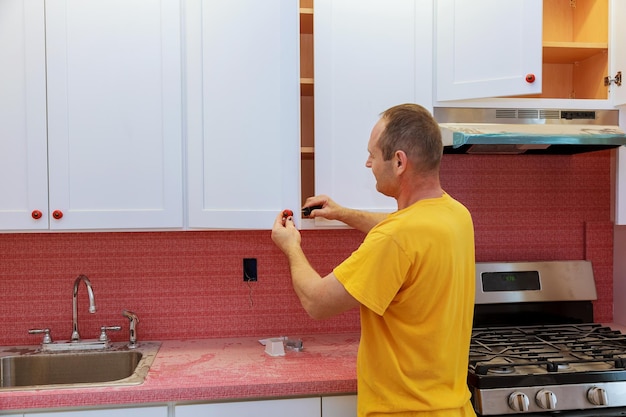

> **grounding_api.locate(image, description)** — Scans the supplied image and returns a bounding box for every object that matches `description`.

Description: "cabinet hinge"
[604,71,622,87]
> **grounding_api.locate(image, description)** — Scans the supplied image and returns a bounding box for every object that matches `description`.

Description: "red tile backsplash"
[0,230,364,346]
[0,151,615,346]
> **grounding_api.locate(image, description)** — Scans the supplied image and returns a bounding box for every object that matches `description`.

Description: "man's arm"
[303,195,388,233]
[271,213,360,319]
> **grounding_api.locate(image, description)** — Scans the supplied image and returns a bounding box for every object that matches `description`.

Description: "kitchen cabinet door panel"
[435,0,543,101]
[322,395,357,417]
[45,0,183,230]
[313,0,430,224]
[0,0,48,230]
[610,1,626,106]
[186,0,300,229]
[176,397,320,417]
[27,406,167,417]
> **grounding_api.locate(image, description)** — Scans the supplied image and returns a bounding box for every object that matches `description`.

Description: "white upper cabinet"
[0,0,183,232]
[435,0,542,101]
[0,0,48,231]
[435,0,626,107]
[185,0,300,229]
[313,0,432,225]
[45,0,183,230]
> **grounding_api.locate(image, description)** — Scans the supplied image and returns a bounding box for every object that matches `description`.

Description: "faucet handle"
[99,325,121,342]
[29,328,53,344]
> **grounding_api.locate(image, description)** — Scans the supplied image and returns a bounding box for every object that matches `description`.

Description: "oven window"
[481,270,540,292]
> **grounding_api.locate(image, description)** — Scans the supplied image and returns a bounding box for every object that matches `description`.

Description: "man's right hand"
[302,195,342,220]
[302,195,388,233]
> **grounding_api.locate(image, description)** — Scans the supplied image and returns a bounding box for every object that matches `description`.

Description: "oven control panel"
[474,260,597,305]
[474,382,626,415]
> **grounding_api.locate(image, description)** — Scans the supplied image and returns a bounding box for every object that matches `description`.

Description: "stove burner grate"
[469,323,626,384]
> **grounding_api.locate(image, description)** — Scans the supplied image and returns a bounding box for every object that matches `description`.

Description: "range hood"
[434,107,626,155]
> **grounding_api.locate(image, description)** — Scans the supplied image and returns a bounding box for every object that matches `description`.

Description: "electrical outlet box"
[243,258,257,282]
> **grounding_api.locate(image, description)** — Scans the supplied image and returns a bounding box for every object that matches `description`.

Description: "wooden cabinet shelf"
[300,7,313,34]
[301,146,314,157]
[538,0,609,99]
[543,41,607,64]
[301,77,314,96]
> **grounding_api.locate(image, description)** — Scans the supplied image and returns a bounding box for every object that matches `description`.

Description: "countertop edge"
[0,333,359,412]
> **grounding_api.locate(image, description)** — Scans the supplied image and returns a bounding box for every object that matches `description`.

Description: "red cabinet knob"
[52,210,63,220]
[525,74,536,83]
[31,210,43,220]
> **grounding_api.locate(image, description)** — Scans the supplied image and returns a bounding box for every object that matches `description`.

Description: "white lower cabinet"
[176,397,320,417]
[3,395,356,417]
[322,395,357,417]
[25,406,167,417]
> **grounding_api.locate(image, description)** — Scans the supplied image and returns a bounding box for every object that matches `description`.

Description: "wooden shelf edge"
[300,8,313,34]
[543,42,608,64]
[301,146,314,155]
[300,78,314,96]
[543,41,608,48]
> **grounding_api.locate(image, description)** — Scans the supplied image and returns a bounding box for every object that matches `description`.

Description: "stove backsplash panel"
[0,152,614,345]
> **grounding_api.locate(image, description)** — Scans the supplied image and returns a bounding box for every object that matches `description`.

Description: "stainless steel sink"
[0,341,160,391]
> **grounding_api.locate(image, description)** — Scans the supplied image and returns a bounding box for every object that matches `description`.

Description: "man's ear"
[395,150,408,172]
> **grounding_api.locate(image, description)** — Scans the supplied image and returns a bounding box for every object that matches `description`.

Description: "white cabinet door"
[27,406,167,417]
[322,395,357,417]
[176,397,320,417]
[314,0,431,225]
[434,0,542,101]
[45,0,183,230]
[185,0,300,229]
[0,0,48,230]
[610,0,626,106]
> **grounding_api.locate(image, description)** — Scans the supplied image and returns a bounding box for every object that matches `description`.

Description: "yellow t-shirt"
[334,193,476,417]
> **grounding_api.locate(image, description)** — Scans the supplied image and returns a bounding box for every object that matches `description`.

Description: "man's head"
[366,104,443,197]
[378,103,443,172]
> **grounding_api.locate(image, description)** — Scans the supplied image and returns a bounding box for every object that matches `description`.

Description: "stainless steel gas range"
[470,261,626,416]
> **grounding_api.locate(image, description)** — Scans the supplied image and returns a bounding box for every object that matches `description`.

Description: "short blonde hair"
[378,103,443,172]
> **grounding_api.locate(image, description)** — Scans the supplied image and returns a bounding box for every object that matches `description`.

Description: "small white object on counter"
[264,338,285,357]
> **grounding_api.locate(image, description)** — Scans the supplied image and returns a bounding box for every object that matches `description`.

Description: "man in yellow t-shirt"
[271,103,476,417]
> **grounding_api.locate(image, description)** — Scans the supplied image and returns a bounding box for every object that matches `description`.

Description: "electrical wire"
[245,276,255,307]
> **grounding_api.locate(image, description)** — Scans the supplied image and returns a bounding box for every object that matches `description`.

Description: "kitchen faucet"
[71,274,96,342]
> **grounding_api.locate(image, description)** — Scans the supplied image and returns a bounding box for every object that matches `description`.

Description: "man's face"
[366,119,396,197]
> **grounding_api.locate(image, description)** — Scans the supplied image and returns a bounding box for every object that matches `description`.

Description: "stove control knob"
[508,392,530,412]
[587,386,609,406]
[535,389,557,410]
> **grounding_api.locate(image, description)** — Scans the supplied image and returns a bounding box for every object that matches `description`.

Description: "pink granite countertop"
[0,333,359,412]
